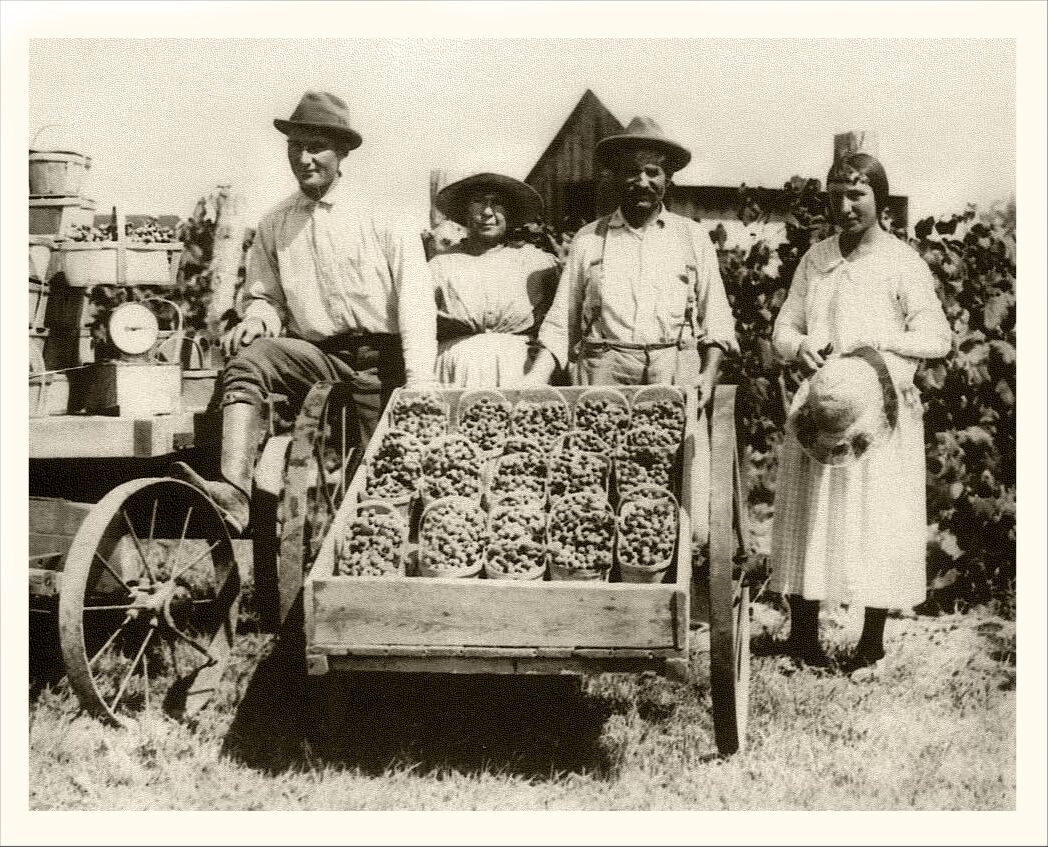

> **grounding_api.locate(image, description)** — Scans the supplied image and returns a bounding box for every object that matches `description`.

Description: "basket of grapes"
[615,485,679,584]
[547,442,611,501]
[334,500,408,578]
[420,434,485,505]
[573,387,631,448]
[418,496,488,579]
[456,389,512,459]
[556,428,610,455]
[546,491,616,582]
[55,220,183,288]
[629,385,687,445]
[511,387,571,451]
[389,390,449,445]
[484,498,547,581]
[614,424,679,498]
[483,447,548,510]
[363,429,424,522]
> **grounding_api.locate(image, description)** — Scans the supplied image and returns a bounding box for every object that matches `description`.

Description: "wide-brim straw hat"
[787,347,899,468]
[435,172,544,228]
[274,90,363,151]
[594,115,692,174]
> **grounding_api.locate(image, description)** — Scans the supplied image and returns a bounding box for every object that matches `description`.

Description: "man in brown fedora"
[525,116,736,404]
[170,90,437,535]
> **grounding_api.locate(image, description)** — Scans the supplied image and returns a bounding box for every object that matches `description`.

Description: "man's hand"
[797,340,833,376]
[221,317,272,358]
[694,369,717,410]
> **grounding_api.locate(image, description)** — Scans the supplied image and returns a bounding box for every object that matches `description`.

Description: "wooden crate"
[304,385,706,678]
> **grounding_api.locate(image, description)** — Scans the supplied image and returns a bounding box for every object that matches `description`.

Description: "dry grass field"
[28,598,1015,811]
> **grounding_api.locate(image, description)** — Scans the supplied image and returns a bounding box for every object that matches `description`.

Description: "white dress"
[429,243,559,388]
[770,231,952,609]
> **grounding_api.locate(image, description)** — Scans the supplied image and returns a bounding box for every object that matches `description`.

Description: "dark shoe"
[791,644,833,670]
[168,461,250,536]
[841,648,886,677]
[752,633,797,658]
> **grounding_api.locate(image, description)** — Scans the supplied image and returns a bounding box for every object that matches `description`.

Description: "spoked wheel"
[257,381,357,630]
[58,478,240,726]
[706,385,751,756]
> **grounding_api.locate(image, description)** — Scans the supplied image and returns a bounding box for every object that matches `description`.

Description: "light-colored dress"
[430,243,559,388]
[770,230,951,609]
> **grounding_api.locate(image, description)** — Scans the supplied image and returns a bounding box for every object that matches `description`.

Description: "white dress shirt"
[242,179,437,383]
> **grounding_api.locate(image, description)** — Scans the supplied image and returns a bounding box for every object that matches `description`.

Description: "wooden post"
[205,185,247,335]
[833,130,879,161]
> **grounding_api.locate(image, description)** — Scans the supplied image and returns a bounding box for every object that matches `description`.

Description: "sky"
[27,37,1016,230]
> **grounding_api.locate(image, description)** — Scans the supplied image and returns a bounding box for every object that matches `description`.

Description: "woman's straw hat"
[788,347,899,467]
[435,172,544,228]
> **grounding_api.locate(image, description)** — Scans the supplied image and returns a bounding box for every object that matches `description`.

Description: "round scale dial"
[107,303,159,356]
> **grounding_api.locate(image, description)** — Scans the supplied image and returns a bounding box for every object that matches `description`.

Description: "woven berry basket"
[484,503,547,581]
[483,451,548,511]
[389,389,449,446]
[511,386,571,451]
[546,491,615,582]
[419,433,485,507]
[418,495,487,579]
[614,485,680,584]
[573,386,631,448]
[333,499,408,578]
[456,388,512,459]
[630,385,687,442]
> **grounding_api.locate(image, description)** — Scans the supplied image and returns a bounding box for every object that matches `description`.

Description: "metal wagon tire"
[706,385,751,756]
[58,478,240,726]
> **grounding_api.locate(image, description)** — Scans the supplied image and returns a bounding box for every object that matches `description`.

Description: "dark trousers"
[220,334,406,448]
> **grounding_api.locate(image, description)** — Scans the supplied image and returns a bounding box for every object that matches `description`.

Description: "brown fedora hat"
[435,172,544,228]
[595,115,691,173]
[273,90,363,150]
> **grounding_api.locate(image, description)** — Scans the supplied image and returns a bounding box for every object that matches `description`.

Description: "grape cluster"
[630,399,685,446]
[420,499,487,573]
[559,429,609,455]
[390,392,448,444]
[365,429,423,500]
[486,506,546,577]
[512,399,569,449]
[502,436,545,461]
[488,451,548,504]
[64,219,177,243]
[616,446,675,493]
[548,449,609,499]
[421,436,483,500]
[458,395,511,453]
[574,396,630,447]
[547,492,615,575]
[617,495,677,569]
[335,507,405,577]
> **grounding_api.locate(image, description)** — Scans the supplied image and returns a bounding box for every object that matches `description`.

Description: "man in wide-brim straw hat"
[170,90,437,536]
[428,171,559,387]
[525,115,737,403]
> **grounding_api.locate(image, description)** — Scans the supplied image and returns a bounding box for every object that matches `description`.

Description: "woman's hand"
[221,317,273,358]
[797,340,833,376]
[694,369,716,410]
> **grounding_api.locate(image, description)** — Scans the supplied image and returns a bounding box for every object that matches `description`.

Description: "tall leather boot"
[787,596,831,669]
[169,402,263,536]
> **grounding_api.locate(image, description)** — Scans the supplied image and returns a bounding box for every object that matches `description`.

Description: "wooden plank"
[321,654,672,677]
[29,497,92,535]
[28,411,199,459]
[29,533,73,559]
[308,578,678,650]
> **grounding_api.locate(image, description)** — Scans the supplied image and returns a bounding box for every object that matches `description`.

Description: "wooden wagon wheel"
[706,384,751,756]
[252,381,358,632]
[58,478,239,726]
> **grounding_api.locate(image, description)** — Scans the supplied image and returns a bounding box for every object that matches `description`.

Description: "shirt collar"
[608,204,668,233]
[295,177,347,210]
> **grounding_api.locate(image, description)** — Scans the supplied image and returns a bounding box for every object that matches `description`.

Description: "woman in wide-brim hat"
[766,151,952,675]
[429,172,559,388]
